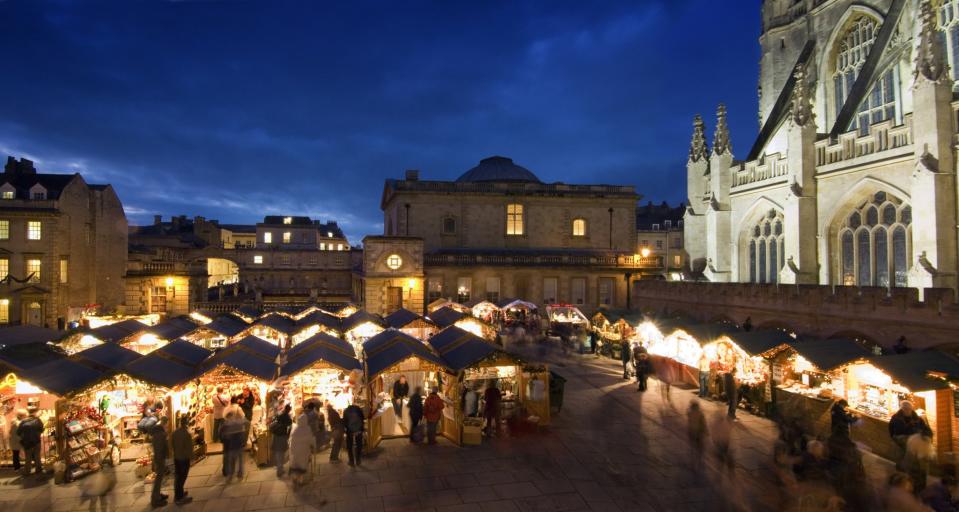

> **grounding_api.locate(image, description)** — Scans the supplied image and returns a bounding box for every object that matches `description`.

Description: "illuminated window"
[320,243,326,250]
[839,191,911,287]
[27,221,41,240]
[264,232,272,244]
[747,209,784,284]
[327,232,334,238]
[0,220,8,240]
[572,218,586,237]
[282,232,291,244]
[0,259,8,281]
[427,280,443,303]
[506,204,524,235]
[283,216,292,224]
[457,277,471,303]
[0,300,8,323]
[60,258,68,284]
[386,254,402,270]
[26,259,40,282]
[1,191,12,199]
[253,255,263,264]
[337,244,344,251]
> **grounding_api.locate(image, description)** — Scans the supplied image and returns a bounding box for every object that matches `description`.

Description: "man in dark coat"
[326,402,344,462]
[408,387,424,443]
[151,416,170,508]
[392,376,409,418]
[16,407,44,477]
[621,341,632,379]
[889,400,932,468]
[343,404,365,466]
[633,345,650,392]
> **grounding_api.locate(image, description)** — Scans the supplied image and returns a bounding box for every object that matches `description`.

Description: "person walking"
[620,341,632,379]
[687,401,708,474]
[150,416,170,508]
[9,409,24,471]
[724,368,738,419]
[171,416,194,505]
[424,390,445,445]
[289,413,316,485]
[219,408,248,480]
[17,406,44,477]
[343,403,365,466]
[697,354,710,398]
[409,387,424,443]
[392,375,409,419]
[483,383,502,437]
[326,402,344,463]
[890,401,932,467]
[211,386,230,443]
[633,345,650,392]
[270,404,293,477]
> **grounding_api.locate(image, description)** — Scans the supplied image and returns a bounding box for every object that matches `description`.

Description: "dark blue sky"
[0,0,761,241]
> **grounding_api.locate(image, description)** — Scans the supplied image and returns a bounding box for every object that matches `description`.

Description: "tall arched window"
[747,209,784,284]
[838,191,911,288]
[832,16,899,135]
[938,0,959,91]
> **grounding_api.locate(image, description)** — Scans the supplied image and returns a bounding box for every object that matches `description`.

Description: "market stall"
[497,299,538,327]
[72,343,143,375]
[59,319,152,355]
[428,326,549,444]
[180,314,248,349]
[427,306,497,341]
[427,299,469,315]
[362,329,452,448]
[829,350,959,460]
[342,310,387,351]
[333,303,361,318]
[700,328,786,415]
[545,304,589,335]
[385,308,439,341]
[291,309,342,346]
[243,312,296,349]
[277,331,363,418]
[0,361,71,472]
[469,301,500,325]
[643,324,708,386]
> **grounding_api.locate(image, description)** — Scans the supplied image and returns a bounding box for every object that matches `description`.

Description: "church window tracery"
[838,191,911,287]
[937,0,959,91]
[832,16,899,135]
[747,209,784,284]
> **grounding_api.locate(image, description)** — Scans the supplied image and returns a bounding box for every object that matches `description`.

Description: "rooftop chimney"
[154,215,162,225]
[405,169,419,181]
[4,156,36,176]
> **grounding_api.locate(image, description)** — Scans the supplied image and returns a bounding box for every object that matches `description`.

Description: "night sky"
[0,0,761,242]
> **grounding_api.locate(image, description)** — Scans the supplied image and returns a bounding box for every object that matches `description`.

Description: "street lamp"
[640,248,651,258]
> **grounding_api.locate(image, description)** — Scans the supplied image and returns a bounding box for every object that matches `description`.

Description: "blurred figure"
[657,360,674,404]
[621,341,632,380]
[17,406,44,478]
[483,383,502,437]
[343,403,365,466]
[289,413,316,486]
[220,408,248,480]
[710,411,734,471]
[920,475,958,512]
[424,389,445,444]
[392,375,409,417]
[80,464,116,512]
[211,386,230,443]
[890,401,932,467]
[9,409,25,471]
[905,432,937,495]
[270,404,293,477]
[697,354,709,398]
[886,472,934,512]
[409,387,424,443]
[686,402,707,475]
[171,416,194,505]
[724,368,738,419]
[150,416,170,508]
[326,402,344,463]
[633,345,650,392]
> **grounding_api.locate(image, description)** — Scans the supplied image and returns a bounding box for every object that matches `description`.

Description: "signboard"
[772,364,783,383]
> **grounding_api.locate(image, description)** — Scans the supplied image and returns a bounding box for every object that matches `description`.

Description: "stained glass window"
[746,210,784,283]
[875,227,888,288]
[857,230,871,286]
[893,226,908,287]
[839,192,911,288]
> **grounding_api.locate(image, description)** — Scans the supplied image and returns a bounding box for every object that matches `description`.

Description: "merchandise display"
[702,338,769,385]
[0,373,57,469]
[647,329,703,368]
[837,362,912,420]
[58,404,108,481]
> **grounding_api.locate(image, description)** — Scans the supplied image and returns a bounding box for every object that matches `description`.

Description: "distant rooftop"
[456,156,541,184]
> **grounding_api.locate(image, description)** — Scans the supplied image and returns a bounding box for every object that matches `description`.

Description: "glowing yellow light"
[15,378,42,395]
[189,311,213,324]
[165,277,175,287]
[793,355,816,374]
[80,334,102,347]
[407,279,416,289]
[640,248,651,258]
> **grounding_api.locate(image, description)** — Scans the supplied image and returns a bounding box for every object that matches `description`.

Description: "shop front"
[469,301,500,325]
[291,309,343,346]
[362,330,453,448]
[244,313,296,349]
[277,332,363,420]
[497,299,538,326]
[700,329,784,416]
[545,304,589,336]
[385,308,439,341]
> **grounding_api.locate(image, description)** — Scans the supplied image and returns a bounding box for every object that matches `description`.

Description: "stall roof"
[232,305,260,322]
[341,310,386,332]
[254,313,297,335]
[22,358,103,396]
[0,325,62,347]
[428,326,517,371]
[200,335,280,381]
[726,330,793,356]
[427,306,466,328]
[158,339,212,367]
[670,322,739,344]
[73,343,142,372]
[496,298,537,310]
[147,317,198,340]
[787,338,870,371]
[363,329,449,379]
[202,315,248,337]
[281,332,361,376]
[0,342,65,371]
[296,310,342,332]
[88,319,150,343]
[385,308,434,329]
[125,352,199,389]
[864,350,959,392]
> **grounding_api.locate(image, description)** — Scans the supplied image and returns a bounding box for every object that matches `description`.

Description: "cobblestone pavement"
[0,344,898,512]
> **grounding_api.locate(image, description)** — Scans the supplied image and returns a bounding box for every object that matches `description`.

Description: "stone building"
[364,156,651,315]
[0,156,127,327]
[684,0,959,296]
[636,201,686,278]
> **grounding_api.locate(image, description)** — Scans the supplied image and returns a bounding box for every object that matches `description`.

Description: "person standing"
[424,390,445,445]
[236,387,254,421]
[633,345,650,392]
[890,401,932,456]
[17,406,44,477]
[150,416,170,508]
[9,409,25,471]
[621,341,632,380]
[687,401,707,473]
[724,368,738,419]
[409,387,424,443]
[483,384,502,437]
[392,375,409,419]
[219,408,248,480]
[343,403,365,466]
[171,417,194,505]
[211,387,230,443]
[698,354,710,398]
[270,404,293,477]
[305,400,326,449]
[326,402,344,463]
[289,413,316,485]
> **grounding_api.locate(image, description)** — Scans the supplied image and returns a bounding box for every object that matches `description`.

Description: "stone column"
[780,67,819,284]
[684,115,710,274]
[704,105,732,282]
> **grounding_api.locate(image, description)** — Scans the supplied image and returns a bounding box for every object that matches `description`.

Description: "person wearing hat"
[16,406,44,477]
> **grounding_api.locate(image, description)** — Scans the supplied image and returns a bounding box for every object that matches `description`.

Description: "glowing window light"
[455,318,485,338]
[793,355,816,374]
[349,322,382,340]
[15,378,42,395]
[190,311,213,324]
[80,334,103,347]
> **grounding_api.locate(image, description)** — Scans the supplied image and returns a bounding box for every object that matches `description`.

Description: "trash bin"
[549,371,566,413]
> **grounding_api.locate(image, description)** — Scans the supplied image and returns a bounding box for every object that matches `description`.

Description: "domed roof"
[456,156,541,183]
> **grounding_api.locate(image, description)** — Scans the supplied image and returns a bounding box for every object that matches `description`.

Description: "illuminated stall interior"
[60,318,152,355]
[428,306,497,341]
[497,299,537,325]
[180,314,247,349]
[469,301,500,324]
[701,330,789,386]
[245,312,295,349]
[133,316,201,354]
[277,332,363,416]
[83,314,159,330]
[0,362,66,470]
[290,310,342,346]
[363,329,452,446]
[592,310,641,344]
[191,336,279,425]
[333,303,360,318]
[545,304,589,327]
[427,299,469,315]
[342,310,387,351]
[775,338,870,399]
[385,308,439,341]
